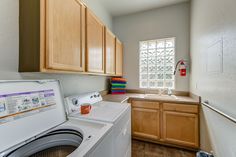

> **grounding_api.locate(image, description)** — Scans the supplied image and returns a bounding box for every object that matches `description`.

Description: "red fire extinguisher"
[174,60,187,77]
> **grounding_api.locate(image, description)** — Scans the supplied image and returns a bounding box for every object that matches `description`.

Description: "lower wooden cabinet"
[131,100,199,149]
[132,107,160,140]
[162,111,199,147]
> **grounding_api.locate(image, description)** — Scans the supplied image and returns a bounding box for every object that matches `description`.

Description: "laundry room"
[1,0,236,157]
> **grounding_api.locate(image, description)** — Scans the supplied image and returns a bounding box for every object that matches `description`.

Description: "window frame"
[139,37,176,89]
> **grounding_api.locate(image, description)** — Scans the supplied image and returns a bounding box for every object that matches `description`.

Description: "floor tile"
[132,140,196,157]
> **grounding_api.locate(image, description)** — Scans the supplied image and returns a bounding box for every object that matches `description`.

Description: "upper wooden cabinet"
[46,0,86,71]
[19,0,123,76]
[116,39,123,76]
[19,0,86,72]
[105,28,116,75]
[86,8,105,73]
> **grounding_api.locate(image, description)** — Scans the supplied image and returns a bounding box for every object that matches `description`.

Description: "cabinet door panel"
[163,103,198,114]
[163,111,199,147]
[46,0,85,71]
[116,39,123,76]
[105,29,116,74]
[132,100,159,109]
[86,9,104,73]
[132,107,160,140]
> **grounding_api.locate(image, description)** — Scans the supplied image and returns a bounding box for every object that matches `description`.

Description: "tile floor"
[132,140,196,157]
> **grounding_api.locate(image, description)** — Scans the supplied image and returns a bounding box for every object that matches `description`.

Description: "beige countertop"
[103,93,200,105]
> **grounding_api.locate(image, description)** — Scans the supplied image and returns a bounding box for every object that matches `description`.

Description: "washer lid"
[0,80,66,153]
[70,101,130,123]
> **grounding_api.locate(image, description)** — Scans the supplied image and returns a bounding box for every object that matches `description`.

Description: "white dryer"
[0,80,113,157]
[65,92,132,157]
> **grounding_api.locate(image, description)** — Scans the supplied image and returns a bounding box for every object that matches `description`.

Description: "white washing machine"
[0,80,113,157]
[65,92,132,157]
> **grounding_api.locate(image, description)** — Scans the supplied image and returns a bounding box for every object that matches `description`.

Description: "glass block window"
[139,38,175,89]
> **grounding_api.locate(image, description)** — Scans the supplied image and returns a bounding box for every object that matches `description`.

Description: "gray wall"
[113,2,190,91]
[83,0,113,30]
[0,0,112,96]
[190,0,236,156]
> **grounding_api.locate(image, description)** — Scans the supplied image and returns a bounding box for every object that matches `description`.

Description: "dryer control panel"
[65,92,103,114]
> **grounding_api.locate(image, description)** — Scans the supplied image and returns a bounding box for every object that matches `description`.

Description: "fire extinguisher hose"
[174,60,183,75]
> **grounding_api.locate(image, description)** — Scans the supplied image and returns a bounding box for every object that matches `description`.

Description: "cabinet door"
[132,107,160,140]
[46,0,85,71]
[115,39,123,76]
[162,111,199,148]
[105,28,116,74]
[86,9,105,73]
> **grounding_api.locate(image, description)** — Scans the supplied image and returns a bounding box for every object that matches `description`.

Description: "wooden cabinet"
[131,100,199,149]
[132,101,160,140]
[46,0,85,71]
[86,8,105,73]
[19,0,123,76]
[19,0,86,72]
[115,39,123,76]
[132,108,160,140]
[162,111,199,147]
[105,28,116,75]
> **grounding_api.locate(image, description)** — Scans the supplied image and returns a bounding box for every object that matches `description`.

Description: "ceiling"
[98,0,189,17]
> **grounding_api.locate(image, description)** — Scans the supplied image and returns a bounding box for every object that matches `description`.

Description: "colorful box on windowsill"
[111,78,127,94]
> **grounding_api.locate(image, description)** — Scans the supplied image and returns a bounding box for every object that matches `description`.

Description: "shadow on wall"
[199,106,213,152]
[21,73,111,97]
[0,71,110,97]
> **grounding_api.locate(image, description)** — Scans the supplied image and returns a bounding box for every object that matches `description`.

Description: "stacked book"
[111,78,127,94]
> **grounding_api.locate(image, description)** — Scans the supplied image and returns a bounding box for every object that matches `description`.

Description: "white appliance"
[65,92,132,157]
[0,80,113,157]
